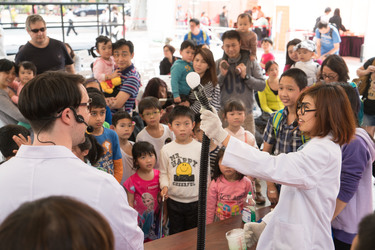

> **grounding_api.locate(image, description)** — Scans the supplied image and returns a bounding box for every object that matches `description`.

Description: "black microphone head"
[76,115,85,123]
[292,120,298,127]
[86,126,94,133]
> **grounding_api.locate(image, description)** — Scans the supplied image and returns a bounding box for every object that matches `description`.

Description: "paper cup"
[226,228,247,250]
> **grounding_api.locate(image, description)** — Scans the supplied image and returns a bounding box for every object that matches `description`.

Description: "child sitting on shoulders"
[291,40,320,86]
[259,38,275,70]
[111,111,136,184]
[11,61,36,105]
[170,40,195,104]
[87,91,123,183]
[136,97,174,169]
[206,147,252,224]
[123,141,162,242]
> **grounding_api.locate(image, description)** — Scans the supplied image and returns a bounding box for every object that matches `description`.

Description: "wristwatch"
[244,75,250,80]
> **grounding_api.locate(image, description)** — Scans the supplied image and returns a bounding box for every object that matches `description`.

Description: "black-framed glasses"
[297,102,316,115]
[79,98,92,110]
[30,27,46,33]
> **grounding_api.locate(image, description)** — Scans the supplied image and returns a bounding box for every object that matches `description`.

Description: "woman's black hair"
[285,38,301,66]
[89,36,111,58]
[212,147,244,181]
[132,141,157,170]
[0,59,16,73]
[78,133,104,166]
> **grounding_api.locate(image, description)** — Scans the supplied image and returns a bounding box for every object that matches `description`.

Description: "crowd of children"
[1,9,374,249]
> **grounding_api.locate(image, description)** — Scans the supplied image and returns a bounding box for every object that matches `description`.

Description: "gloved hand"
[200,109,228,144]
[243,221,266,248]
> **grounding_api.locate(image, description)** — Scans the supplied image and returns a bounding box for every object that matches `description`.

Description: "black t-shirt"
[15,38,73,75]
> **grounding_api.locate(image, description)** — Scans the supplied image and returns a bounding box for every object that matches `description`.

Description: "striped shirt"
[118,64,141,113]
[190,81,221,114]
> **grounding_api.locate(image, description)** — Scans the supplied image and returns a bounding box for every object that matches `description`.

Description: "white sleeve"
[159,147,170,189]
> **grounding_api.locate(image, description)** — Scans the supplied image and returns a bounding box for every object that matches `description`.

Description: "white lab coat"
[222,135,341,250]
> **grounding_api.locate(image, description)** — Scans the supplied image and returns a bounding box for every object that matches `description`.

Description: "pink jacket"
[93,57,116,82]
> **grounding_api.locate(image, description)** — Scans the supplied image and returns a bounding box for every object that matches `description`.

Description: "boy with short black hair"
[88,91,123,183]
[111,111,135,184]
[292,40,320,86]
[262,68,308,205]
[0,124,30,163]
[259,38,275,69]
[136,96,174,169]
[159,105,202,235]
[171,40,195,104]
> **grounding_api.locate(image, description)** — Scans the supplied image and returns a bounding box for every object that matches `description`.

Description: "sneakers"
[254,192,266,205]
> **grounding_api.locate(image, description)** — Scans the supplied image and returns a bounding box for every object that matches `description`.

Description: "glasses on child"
[30,27,46,33]
[142,110,160,117]
[297,102,316,115]
[79,98,92,111]
[321,73,337,81]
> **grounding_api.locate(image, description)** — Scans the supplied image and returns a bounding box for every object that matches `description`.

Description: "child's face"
[261,41,272,52]
[266,63,279,78]
[18,66,35,85]
[140,108,161,127]
[88,107,106,131]
[136,153,156,172]
[193,122,203,143]
[113,118,134,140]
[193,53,209,76]
[180,46,195,63]
[0,67,16,88]
[97,41,112,60]
[225,110,245,129]
[219,158,237,180]
[222,38,241,59]
[278,76,303,108]
[113,45,134,70]
[237,17,251,33]
[297,48,314,62]
[288,45,299,63]
[168,116,195,143]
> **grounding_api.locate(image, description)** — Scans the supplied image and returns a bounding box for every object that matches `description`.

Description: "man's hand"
[219,60,229,76]
[267,186,279,205]
[174,97,181,104]
[200,109,228,144]
[237,63,247,79]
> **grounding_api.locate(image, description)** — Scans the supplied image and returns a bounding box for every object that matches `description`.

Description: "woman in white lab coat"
[201,84,356,249]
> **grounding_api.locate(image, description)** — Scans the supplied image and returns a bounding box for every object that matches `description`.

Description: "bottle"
[242,191,256,223]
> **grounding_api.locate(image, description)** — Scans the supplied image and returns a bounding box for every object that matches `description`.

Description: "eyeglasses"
[79,98,92,110]
[142,110,160,117]
[297,102,317,115]
[30,27,46,33]
[321,73,337,81]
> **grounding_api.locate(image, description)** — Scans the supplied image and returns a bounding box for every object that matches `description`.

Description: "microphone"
[69,108,94,133]
[186,72,212,112]
[292,120,298,128]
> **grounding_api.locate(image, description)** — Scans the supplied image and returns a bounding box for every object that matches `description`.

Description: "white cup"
[226,228,247,250]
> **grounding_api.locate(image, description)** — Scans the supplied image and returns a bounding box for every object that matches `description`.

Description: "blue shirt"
[315,24,341,55]
[184,30,210,46]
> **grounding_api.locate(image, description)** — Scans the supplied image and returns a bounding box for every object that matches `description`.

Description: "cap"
[294,40,316,52]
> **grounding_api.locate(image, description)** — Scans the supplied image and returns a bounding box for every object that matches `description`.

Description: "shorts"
[362,113,375,126]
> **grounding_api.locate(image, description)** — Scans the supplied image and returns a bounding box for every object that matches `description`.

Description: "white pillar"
[363,0,375,61]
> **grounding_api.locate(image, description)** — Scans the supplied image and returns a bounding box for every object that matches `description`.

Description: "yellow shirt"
[258,79,284,113]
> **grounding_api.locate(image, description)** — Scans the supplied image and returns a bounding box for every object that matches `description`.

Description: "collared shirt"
[0,145,144,250]
[263,107,305,155]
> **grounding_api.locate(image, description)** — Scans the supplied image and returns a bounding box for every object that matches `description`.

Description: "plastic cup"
[225,228,247,250]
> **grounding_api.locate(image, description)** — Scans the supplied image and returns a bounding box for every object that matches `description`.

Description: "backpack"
[272,108,308,144]
[188,30,207,42]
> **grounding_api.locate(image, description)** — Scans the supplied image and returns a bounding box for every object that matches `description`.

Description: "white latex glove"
[243,221,266,248]
[200,109,228,144]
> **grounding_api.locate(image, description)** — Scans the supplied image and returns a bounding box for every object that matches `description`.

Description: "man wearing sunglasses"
[15,14,75,75]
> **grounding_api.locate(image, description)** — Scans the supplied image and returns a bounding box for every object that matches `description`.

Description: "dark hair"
[334,83,360,126]
[112,39,134,54]
[265,60,278,73]
[132,141,157,170]
[285,38,302,66]
[88,91,106,109]
[65,43,75,59]
[84,77,100,90]
[297,84,355,146]
[18,71,85,132]
[212,147,244,181]
[280,68,307,90]
[317,21,328,29]
[168,105,195,124]
[90,36,111,58]
[262,37,273,46]
[112,111,132,127]
[163,44,175,54]
[0,125,30,159]
[221,30,241,42]
[320,55,350,82]
[0,196,114,250]
[25,14,45,31]
[0,59,16,73]
[194,48,218,86]
[80,133,104,166]
[138,96,162,115]
[142,77,168,99]
[325,7,331,13]
[189,18,200,25]
[18,61,37,76]
[333,8,340,17]
[223,99,246,116]
[237,13,252,24]
[356,212,375,250]
[180,39,196,51]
